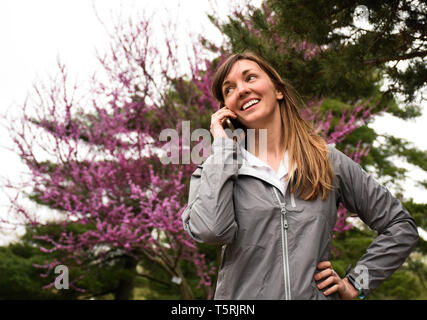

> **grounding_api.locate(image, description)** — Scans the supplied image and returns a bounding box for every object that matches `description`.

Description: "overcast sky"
[0,0,425,244]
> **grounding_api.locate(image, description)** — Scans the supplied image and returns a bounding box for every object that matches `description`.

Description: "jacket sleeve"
[181,137,242,245]
[330,146,419,296]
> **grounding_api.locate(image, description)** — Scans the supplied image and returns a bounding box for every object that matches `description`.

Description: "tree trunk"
[114,256,137,300]
[115,277,135,300]
[178,279,194,300]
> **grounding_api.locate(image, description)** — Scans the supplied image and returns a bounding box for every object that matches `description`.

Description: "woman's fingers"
[316,272,336,289]
[210,107,238,138]
[212,108,237,122]
[211,108,235,124]
[314,266,334,281]
[323,284,340,296]
[314,261,358,299]
[220,106,238,117]
[314,260,342,296]
[316,261,331,270]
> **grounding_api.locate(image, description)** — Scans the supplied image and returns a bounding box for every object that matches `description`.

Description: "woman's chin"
[241,113,272,128]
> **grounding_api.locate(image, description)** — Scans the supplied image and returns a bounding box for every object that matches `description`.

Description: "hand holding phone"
[210,106,237,139]
[222,107,245,143]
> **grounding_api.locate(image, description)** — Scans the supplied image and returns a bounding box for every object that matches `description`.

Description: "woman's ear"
[276,90,284,100]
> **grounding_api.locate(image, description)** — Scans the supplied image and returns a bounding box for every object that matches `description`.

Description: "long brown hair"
[211,52,333,201]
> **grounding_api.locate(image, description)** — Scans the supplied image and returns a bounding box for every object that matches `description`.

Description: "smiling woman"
[181,51,419,300]
[211,52,333,201]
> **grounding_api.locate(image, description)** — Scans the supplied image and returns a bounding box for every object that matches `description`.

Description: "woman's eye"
[247,74,256,81]
[224,87,234,96]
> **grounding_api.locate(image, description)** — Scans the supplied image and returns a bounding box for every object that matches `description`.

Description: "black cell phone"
[223,114,245,143]
[221,104,242,132]
[225,118,236,131]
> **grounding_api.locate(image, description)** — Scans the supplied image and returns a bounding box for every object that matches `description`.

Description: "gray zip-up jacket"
[181,137,419,299]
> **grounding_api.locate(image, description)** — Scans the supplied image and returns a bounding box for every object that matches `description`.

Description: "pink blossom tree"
[4,14,217,299]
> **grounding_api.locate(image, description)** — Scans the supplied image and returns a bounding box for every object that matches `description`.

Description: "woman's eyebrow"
[222,69,254,88]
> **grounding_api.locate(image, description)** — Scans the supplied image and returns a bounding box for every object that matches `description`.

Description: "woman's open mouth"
[241,99,260,112]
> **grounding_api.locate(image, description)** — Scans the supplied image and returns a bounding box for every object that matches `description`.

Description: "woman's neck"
[247,111,285,163]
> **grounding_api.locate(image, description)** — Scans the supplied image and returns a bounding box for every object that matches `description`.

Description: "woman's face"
[221,59,283,128]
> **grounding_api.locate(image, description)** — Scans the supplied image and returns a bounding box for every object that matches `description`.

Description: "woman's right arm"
[181,136,241,245]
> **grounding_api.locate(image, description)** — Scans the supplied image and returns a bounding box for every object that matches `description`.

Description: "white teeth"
[242,99,260,110]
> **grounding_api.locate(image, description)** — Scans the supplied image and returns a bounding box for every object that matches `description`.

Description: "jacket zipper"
[273,187,291,300]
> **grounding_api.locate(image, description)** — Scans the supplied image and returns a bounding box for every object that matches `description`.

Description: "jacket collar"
[238,144,291,197]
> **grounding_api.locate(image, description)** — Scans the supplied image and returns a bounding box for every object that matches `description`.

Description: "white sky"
[0,0,426,244]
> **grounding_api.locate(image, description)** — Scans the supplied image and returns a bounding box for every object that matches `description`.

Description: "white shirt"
[240,146,290,195]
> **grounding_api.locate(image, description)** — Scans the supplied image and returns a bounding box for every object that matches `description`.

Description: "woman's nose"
[237,83,250,97]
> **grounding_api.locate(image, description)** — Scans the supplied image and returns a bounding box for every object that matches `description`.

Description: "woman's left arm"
[330,146,419,297]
